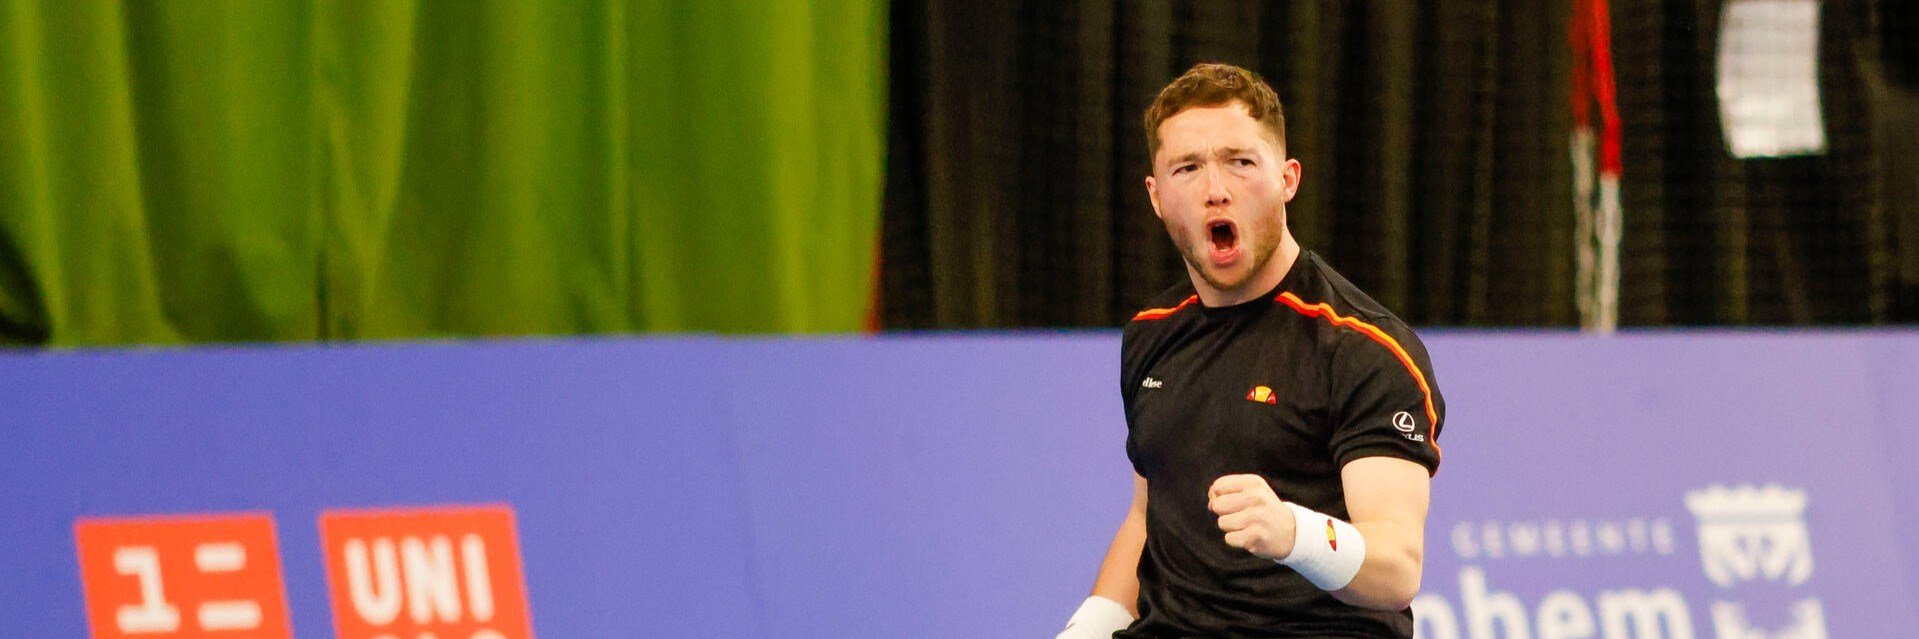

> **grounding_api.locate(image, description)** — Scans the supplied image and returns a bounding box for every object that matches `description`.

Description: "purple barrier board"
[1412,333,1919,639]
[1,331,1914,638]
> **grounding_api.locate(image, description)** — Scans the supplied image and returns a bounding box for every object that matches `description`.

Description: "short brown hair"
[1143,63,1287,161]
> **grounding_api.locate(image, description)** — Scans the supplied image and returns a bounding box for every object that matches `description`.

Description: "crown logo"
[1685,484,1813,588]
[1685,484,1807,521]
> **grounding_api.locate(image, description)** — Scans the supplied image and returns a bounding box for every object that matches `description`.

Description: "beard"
[1169,212,1286,293]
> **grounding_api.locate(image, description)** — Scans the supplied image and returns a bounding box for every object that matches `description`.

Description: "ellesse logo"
[1246,386,1277,405]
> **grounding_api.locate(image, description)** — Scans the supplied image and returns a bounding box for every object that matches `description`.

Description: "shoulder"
[1123,280,1200,342]
[1275,254,1432,368]
[1126,280,1200,324]
[1120,280,1197,379]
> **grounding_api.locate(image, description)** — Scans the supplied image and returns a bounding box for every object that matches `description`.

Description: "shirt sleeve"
[1326,322,1445,475]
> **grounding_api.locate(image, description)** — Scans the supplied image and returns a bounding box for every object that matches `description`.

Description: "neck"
[1191,229,1301,307]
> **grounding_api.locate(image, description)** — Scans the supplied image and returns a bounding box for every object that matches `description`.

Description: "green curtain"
[0,0,885,346]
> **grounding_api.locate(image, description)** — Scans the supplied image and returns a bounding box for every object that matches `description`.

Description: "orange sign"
[74,513,293,639]
[319,505,533,639]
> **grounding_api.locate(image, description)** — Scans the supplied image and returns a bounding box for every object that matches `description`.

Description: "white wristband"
[1056,595,1133,639]
[1277,502,1367,591]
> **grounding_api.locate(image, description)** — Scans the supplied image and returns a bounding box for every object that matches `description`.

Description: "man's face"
[1145,102,1300,295]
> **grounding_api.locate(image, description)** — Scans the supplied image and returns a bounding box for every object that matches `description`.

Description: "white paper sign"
[1716,0,1826,158]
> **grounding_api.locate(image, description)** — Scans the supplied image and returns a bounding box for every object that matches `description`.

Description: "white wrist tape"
[1056,595,1133,639]
[1277,502,1367,591]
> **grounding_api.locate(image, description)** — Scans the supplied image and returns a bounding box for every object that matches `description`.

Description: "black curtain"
[1607,0,1910,324]
[879,0,1919,329]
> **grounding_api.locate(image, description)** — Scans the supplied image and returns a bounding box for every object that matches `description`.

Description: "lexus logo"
[1392,411,1417,433]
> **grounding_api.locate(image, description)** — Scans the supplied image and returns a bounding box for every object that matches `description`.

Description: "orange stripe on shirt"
[1132,295,1199,321]
[1275,291,1443,461]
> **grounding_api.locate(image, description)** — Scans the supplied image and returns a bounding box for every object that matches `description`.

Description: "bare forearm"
[1090,508,1147,614]
[1326,457,1431,611]
[1330,520,1423,610]
[1089,474,1151,615]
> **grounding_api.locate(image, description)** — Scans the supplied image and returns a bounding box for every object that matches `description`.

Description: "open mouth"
[1203,219,1243,268]
[1207,220,1239,252]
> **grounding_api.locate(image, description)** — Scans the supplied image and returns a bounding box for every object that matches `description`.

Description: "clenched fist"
[1207,474,1298,561]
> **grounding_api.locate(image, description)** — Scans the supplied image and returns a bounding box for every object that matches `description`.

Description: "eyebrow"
[1165,147,1259,166]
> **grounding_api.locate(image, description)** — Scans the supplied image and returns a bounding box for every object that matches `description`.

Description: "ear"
[1280,157,1302,203]
[1145,175,1164,220]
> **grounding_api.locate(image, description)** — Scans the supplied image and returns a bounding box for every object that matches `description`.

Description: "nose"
[1204,166,1231,208]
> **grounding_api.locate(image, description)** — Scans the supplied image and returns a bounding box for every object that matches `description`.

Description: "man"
[1057,63,1445,638]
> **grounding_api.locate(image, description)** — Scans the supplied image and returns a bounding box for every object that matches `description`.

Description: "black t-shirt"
[1117,251,1445,639]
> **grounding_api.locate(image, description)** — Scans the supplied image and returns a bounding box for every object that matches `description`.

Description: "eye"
[1172,164,1197,175]
[1231,158,1256,167]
